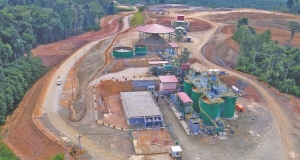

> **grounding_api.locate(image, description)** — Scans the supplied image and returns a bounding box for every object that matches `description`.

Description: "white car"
[57,79,62,85]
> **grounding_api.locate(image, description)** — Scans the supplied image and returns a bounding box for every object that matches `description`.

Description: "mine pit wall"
[132,80,160,91]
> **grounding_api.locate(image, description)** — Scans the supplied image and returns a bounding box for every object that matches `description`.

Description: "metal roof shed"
[159,75,179,92]
[177,92,193,103]
[159,75,179,83]
[121,91,163,128]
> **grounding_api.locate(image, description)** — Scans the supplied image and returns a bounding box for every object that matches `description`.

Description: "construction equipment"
[236,102,244,112]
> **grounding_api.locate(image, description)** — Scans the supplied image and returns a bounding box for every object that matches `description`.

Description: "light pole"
[78,133,82,154]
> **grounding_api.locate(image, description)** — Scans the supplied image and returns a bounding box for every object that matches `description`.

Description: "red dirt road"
[32,14,128,66]
[1,14,130,159]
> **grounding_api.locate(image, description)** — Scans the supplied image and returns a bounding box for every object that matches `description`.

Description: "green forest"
[0,0,115,124]
[232,21,300,97]
[123,0,286,10]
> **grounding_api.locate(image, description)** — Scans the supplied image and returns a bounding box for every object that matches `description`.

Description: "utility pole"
[71,80,74,98]
[64,144,69,160]
[78,133,82,154]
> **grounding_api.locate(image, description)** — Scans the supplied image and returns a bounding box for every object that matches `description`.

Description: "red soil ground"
[1,14,129,159]
[32,13,128,66]
[209,11,300,23]
[221,75,261,102]
[220,24,300,48]
[188,18,211,32]
[155,17,211,32]
[95,80,133,129]
[2,68,66,159]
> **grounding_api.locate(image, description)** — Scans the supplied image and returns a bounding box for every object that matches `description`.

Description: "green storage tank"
[221,96,237,118]
[112,46,133,59]
[135,45,147,56]
[199,96,222,126]
[191,87,201,113]
[183,79,193,97]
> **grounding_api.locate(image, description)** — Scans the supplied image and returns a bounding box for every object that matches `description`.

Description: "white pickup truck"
[57,78,62,85]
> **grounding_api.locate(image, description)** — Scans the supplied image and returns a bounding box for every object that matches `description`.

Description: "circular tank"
[135,45,147,56]
[191,87,201,113]
[221,96,237,118]
[199,96,222,126]
[183,79,193,97]
[112,46,133,59]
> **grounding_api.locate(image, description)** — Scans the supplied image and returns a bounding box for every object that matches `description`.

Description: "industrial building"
[184,69,237,126]
[159,75,179,92]
[171,14,190,31]
[121,91,164,128]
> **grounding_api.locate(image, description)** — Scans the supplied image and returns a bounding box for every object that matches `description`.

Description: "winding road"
[41,15,131,159]
[40,8,295,160]
[187,10,295,159]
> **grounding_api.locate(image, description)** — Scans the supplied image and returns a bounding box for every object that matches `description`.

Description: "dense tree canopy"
[0,0,116,124]
[233,21,300,97]
[127,0,286,10]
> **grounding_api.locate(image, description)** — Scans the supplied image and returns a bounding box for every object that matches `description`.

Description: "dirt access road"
[180,9,296,159]
[41,15,131,159]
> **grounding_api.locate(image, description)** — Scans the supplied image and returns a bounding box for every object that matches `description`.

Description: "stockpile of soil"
[188,19,211,32]
[96,80,133,98]
[156,18,172,27]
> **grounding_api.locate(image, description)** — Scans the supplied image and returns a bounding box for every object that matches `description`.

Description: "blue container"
[191,121,200,133]
[187,37,191,42]
[211,75,217,81]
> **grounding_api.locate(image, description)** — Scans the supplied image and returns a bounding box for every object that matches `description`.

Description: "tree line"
[123,0,284,10]
[0,0,116,124]
[0,57,45,124]
[233,19,300,97]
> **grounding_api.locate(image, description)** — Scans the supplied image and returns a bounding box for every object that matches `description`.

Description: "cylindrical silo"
[112,46,133,59]
[135,45,147,56]
[183,79,193,97]
[221,96,237,118]
[199,96,222,126]
[191,87,201,114]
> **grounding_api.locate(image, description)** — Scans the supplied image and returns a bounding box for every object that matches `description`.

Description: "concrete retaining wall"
[132,80,160,91]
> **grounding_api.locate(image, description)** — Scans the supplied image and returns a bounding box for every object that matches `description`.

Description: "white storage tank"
[232,86,239,94]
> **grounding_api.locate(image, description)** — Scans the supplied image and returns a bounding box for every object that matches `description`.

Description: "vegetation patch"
[0,140,18,160]
[116,7,135,12]
[130,6,145,26]
[233,18,300,97]
[49,153,64,160]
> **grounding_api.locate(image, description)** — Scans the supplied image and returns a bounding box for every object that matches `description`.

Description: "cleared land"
[3,4,300,160]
